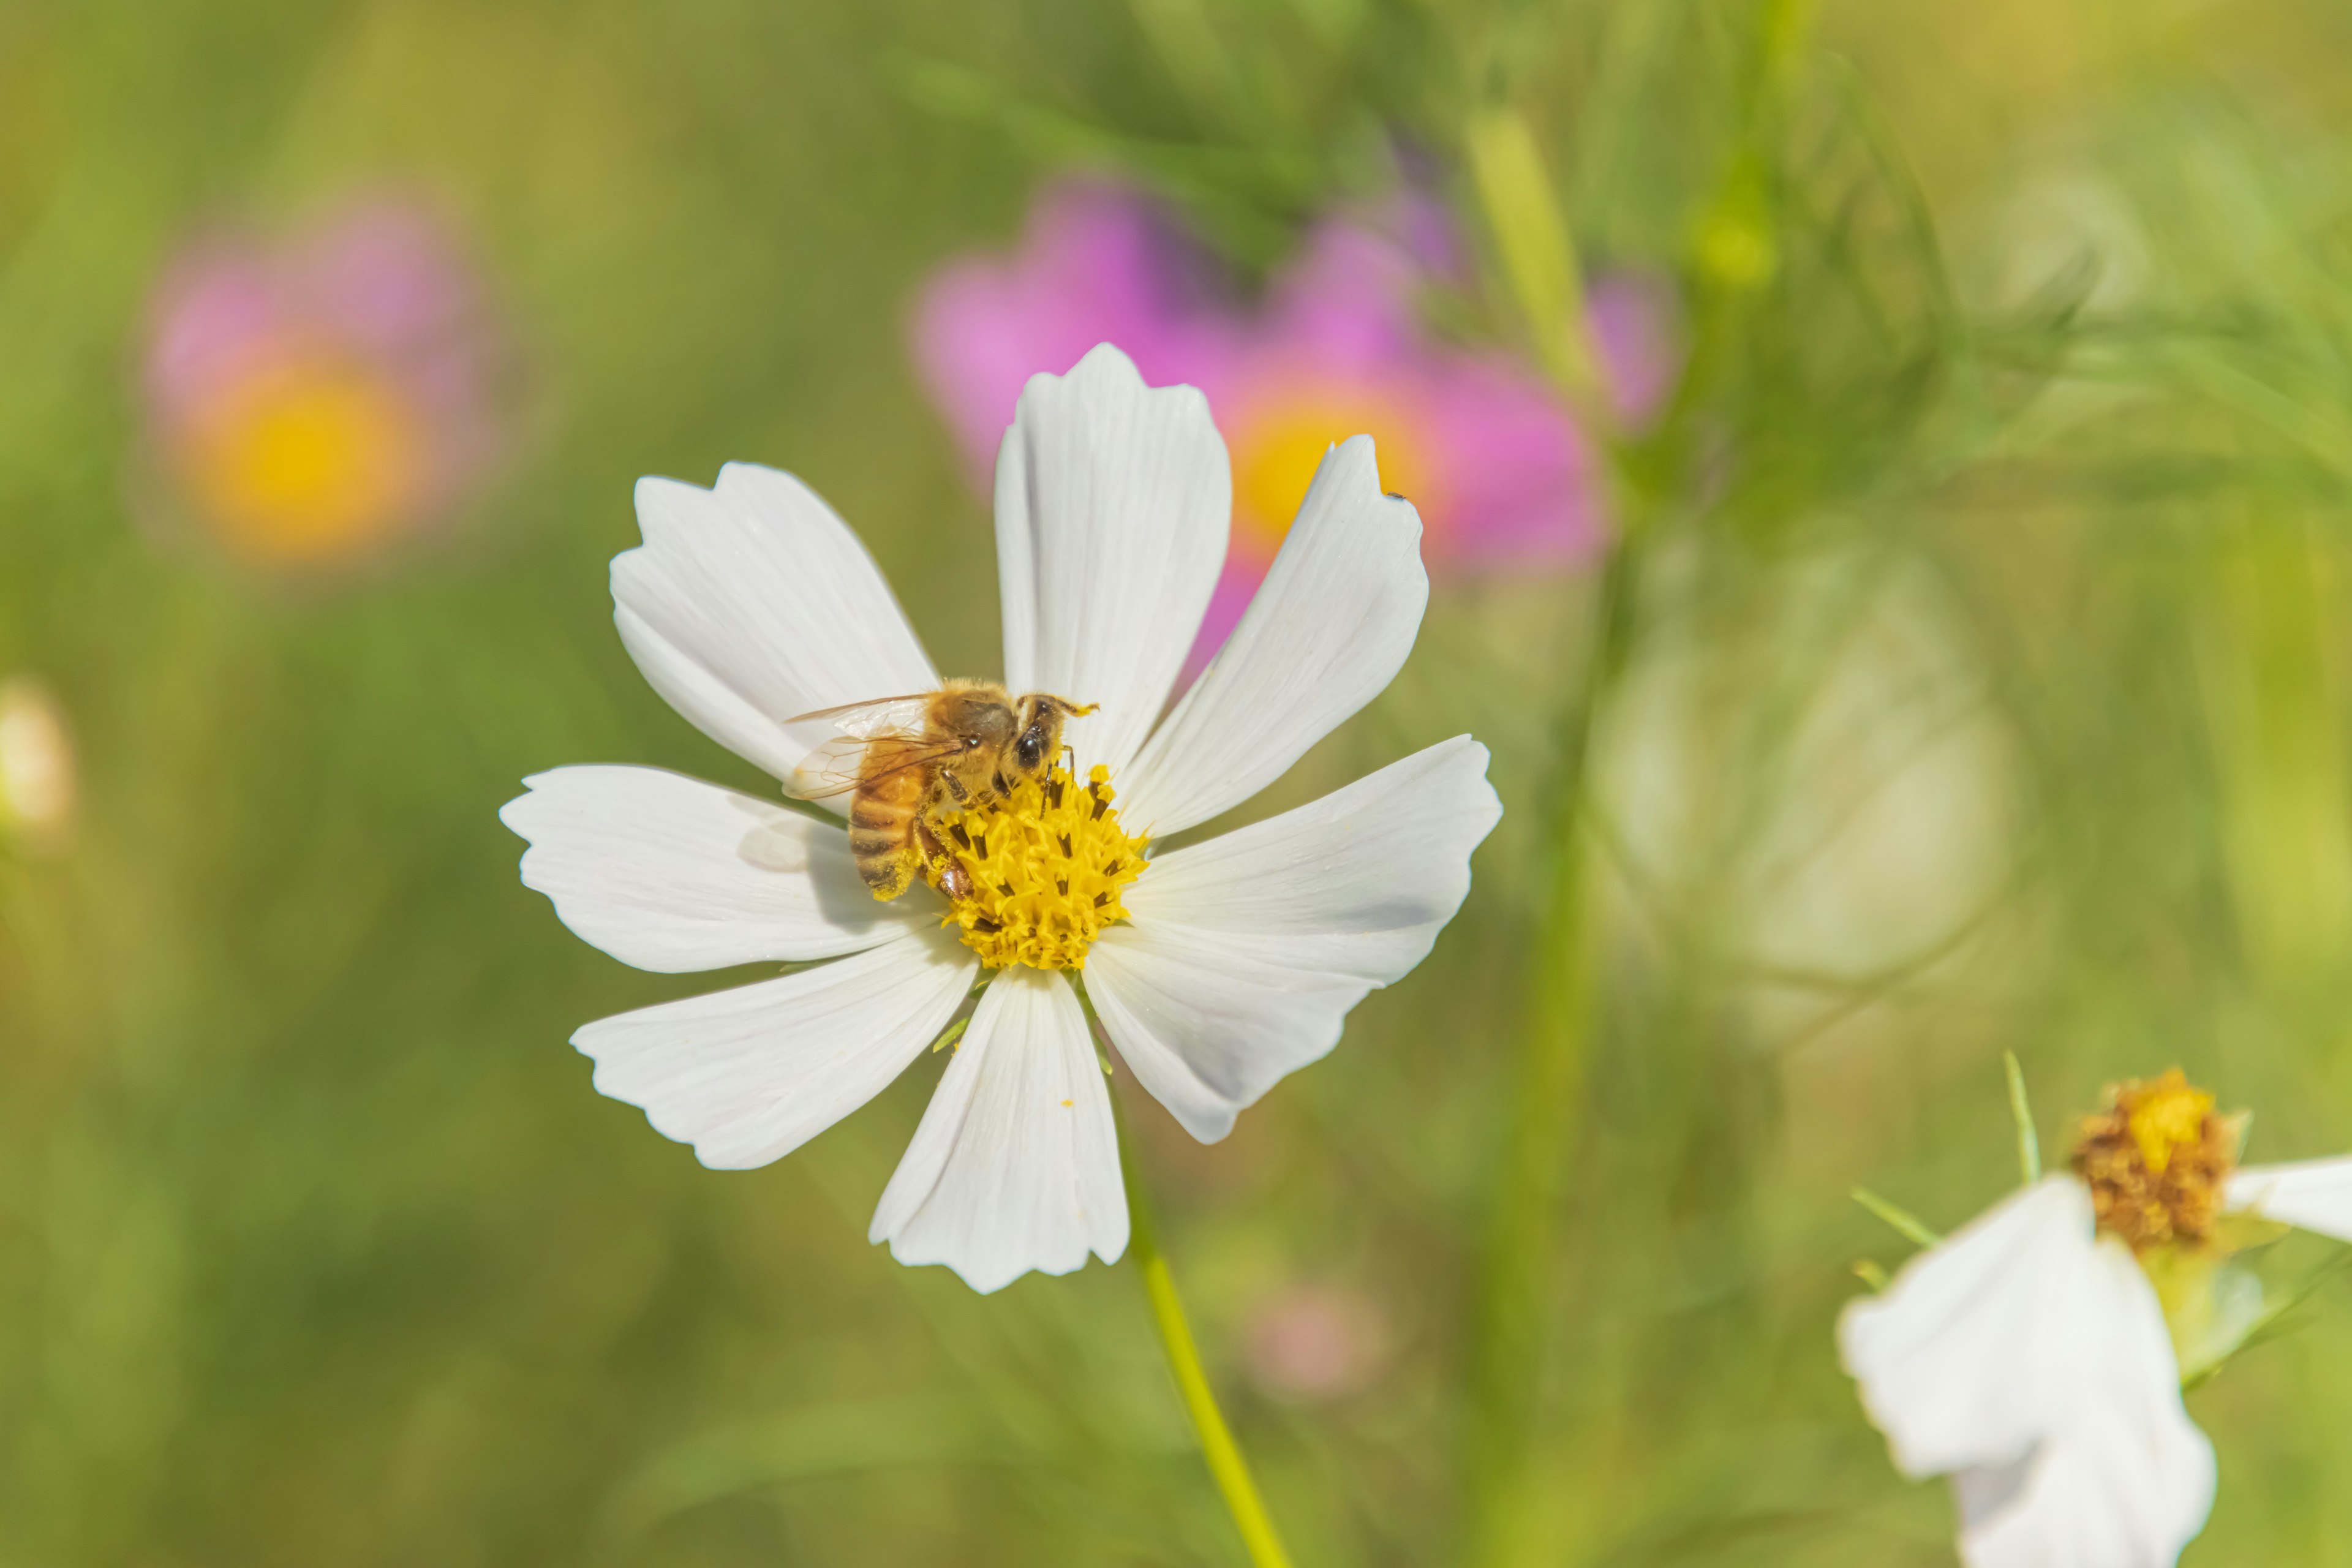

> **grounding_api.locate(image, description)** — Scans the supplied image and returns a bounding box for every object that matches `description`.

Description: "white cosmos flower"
[1839,1098,2352,1568]
[500,344,1501,1294]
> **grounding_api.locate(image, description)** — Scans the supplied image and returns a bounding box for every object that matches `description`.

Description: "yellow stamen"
[2071,1069,2242,1252]
[2127,1076,2215,1176]
[927,763,1147,970]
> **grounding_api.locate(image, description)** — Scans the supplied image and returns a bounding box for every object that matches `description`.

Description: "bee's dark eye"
[1017,731,1045,768]
[964,736,982,750]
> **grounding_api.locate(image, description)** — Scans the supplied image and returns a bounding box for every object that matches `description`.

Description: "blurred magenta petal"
[911,183,1213,478]
[140,194,507,569]
[913,180,1675,670]
[146,249,285,428]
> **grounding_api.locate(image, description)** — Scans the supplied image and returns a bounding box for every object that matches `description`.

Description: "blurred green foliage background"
[10,1,2352,1564]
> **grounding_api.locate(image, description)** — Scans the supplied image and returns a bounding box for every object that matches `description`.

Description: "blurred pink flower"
[141,197,505,569]
[1242,1283,1393,1404]
[913,181,1673,668]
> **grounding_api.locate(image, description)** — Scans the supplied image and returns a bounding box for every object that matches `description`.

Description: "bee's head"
[1012,694,1096,777]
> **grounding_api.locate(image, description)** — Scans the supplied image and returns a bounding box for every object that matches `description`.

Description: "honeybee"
[785,681,1096,901]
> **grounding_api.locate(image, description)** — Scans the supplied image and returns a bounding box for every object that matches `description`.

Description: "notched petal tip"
[1450,736,1506,832]
[499,763,922,973]
[868,970,1128,1292]
[571,931,976,1172]
[996,339,1231,780]
[610,459,938,785]
[1052,340,1186,398]
[1329,431,1426,533]
[1095,733,1501,1147]
[1112,447,1444,835]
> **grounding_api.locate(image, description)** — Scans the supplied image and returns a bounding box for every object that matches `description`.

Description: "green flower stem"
[1112,1085,1296,1568]
[1463,538,1643,1568]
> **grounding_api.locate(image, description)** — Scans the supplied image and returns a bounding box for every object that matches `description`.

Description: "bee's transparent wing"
[780,695,941,801]
[785,736,968,801]
[786,694,933,739]
[782,735,873,801]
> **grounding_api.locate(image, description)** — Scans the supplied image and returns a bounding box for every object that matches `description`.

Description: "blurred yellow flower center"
[1231,389,1428,559]
[927,763,1147,970]
[181,355,424,565]
[2072,1069,2240,1251]
[2127,1077,2216,1175]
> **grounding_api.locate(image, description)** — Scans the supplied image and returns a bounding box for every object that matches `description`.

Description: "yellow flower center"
[179,353,424,565]
[2072,1069,2241,1251]
[2127,1077,2215,1175]
[926,763,1147,970]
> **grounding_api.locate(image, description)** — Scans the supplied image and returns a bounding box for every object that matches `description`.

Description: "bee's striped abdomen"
[849,737,932,899]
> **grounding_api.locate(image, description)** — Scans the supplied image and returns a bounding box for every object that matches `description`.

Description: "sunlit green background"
[9,1,2352,1563]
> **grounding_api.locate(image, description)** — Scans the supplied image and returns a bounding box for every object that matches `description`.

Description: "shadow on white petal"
[870,967,1127,1293]
[1121,434,1428,838]
[574,929,974,1170]
[994,344,1229,780]
[502,765,926,971]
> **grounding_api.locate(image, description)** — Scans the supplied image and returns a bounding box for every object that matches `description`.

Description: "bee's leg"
[867,850,916,902]
[941,771,971,805]
[919,820,973,902]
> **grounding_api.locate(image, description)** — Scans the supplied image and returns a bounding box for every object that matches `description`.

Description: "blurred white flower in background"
[1991,170,2152,317]
[0,676,77,850]
[1841,1072,2352,1567]
[1602,551,2016,1054]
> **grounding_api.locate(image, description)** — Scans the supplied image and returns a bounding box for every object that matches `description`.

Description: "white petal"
[573,929,976,1170]
[501,766,928,971]
[869,967,1128,1293]
[1087,736,1501,1142]
[1838,1177,2108,1478]
[1120,435,1428,836]
[1951,1242,2215,1568]
[2226,1155,2352,1241]
[615,463,937,794]
[993,344,1229,778]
